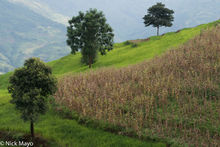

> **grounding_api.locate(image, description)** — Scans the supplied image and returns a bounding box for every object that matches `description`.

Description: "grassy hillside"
[48,20,220,76]
[0,20,219,146]
[0,90,165,146]
[55,25,220,146]
[0,20,219,89]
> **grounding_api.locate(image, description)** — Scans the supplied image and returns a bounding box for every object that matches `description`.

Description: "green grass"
[0,20,219,146]
[48,20,220,76]
[0,90,165,146]
[0,20,219,89]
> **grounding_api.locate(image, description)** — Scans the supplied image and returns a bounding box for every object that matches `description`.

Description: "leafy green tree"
[67,9,114,68]
[143,3,174,36]
[8,58,57,138]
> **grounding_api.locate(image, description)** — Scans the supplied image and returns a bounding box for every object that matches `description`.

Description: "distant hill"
[9,0,220,42]
[1,0,219,73]
[0,0,70,73]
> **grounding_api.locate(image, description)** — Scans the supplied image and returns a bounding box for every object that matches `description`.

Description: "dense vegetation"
[55,25,220,146]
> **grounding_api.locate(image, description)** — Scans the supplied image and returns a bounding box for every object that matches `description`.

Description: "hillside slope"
[48,20,220,76]
[55,25,220,146]
[0,89,164,146]
[0,20,219,146]
[0,20,219,90]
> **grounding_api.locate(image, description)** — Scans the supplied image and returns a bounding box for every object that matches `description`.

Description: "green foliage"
[8,58,57,122]
[123,41,138,48]
[67,9,114,68]
[124,41,131,45]
[131,43,138,48]
[143,3,174,36]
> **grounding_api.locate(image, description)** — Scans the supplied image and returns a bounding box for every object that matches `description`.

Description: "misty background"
[0,0,219,73]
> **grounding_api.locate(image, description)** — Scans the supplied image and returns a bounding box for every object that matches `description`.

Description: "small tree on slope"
[66,9,114,68]
[8,57,57,138]
[143,2,174,36]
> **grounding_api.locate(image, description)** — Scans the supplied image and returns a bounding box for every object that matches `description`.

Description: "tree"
[67,9,114,68]
[143,3,174,36]
[8,58,57,138]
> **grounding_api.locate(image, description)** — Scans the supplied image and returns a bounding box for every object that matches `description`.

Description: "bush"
[131,43,138,48]
[124,41,131,45]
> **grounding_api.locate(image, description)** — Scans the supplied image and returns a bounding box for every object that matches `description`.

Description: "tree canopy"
[67,9,114,68]
[8,57,57,138]
[143,3,174,36]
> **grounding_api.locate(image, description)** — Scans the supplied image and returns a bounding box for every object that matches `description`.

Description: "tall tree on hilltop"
[67,9,114,68]
[8,58,57,138]
[143,3,174,36]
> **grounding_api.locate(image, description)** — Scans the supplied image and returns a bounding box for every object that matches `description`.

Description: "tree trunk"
[89,56,92,68]
[157,26,159,36]
[30,120,34,138]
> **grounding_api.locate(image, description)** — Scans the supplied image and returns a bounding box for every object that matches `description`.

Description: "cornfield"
[55,26,220,146]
